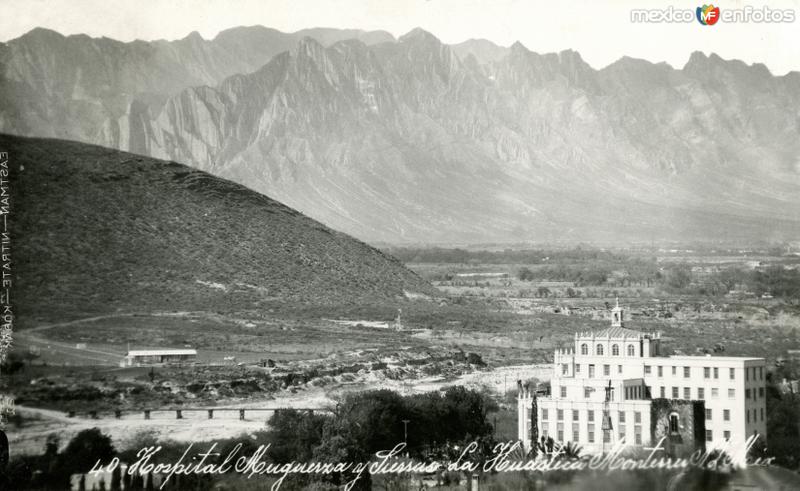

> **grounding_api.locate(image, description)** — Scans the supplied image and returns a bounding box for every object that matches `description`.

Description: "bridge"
[66,407,333,421]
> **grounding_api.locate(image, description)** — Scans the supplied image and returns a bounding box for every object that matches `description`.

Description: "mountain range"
[3,134,434,326]
[2,26,799,244]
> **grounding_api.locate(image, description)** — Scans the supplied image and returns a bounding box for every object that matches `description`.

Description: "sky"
[1,0,799,74]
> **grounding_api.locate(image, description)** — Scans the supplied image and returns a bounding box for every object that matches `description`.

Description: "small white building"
[519,300,766,455]
[121,349,197,367]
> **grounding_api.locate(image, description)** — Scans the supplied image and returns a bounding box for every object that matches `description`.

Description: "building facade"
[122,349,197,367]
[518,301,766,455]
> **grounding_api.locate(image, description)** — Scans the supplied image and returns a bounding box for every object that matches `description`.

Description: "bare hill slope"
[4,134,434,326]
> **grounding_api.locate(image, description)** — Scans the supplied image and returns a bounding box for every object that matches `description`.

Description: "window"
[572,424,579,442]
[562,364,569,375]
[704,367,710,378]
[581,344,588,355]
[660,386,665,398]
[672,366,677,376]
[560,386,567,398]
[759,387,764,398]
[698,388,705,399]
[644,365,652,375]
[723,409,730,421]
[761,408,764,421]
[588,410,595,422]
[634,430,642,445]
[706,430,713,442]
[712,388,719,398]
[672,387,679,398]
[588,424,595,443]
[646,386,652,398]
[683,387,690,399]
[542,409,549,420]
[589,365,595,378]
[724,430,731,441]
[746,410,750,423]
[618,365,622,374]
[575,364,581,374]
[619,411,625,423]
[557,409,564,421]
[573,410,580,421]
[684,367,690,378]
[627,344,635,356]
[603,364,610,376]
[730,368,735,380]
[612,344,619,356]
[596,344,604,356]
[759,366,763,380]
[669,413,679,433]
[558,429,564,442]
[634,411,641,424]
[745,389,751,400]
[585,387,592,399]
[746,367,750,381]
[714,367,719,379]
[706,408,712,420]
[728,388,735,398]
[603,430,611,443]
[658,366,663,377]
[619,425,626,441]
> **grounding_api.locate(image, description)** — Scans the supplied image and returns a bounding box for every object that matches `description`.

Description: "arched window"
[627,344,636,356]
[669,412,680,434]
[612,344,619,356]
[581,344,588,355]
[596,345,604,356]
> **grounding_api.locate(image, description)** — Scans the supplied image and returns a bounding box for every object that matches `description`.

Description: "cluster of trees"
[660,265,800,299]
[262,387,497,489]
[1,387,498,490]
[516,264,663,288]
[386,246,625,265]
[764,360,800,469]
[1,429,117,490]
[513,262,799,300]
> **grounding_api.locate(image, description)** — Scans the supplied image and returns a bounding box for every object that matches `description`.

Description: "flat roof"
[664,355,764,362]
[126,349,197,357]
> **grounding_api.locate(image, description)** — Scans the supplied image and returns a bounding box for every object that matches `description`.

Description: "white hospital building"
[518,301,766,455]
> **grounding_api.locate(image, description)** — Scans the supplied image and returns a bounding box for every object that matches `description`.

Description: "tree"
[517,267,535,281]
[55,428,115,486]
[663,265,692,292]
[266,409,328,463]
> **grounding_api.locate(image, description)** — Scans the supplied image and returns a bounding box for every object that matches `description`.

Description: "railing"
[65,407,332,421]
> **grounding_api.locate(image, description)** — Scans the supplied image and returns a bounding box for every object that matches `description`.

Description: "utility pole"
[602,380,613,454]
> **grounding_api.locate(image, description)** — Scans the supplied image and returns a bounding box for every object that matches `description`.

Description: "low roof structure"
[126,349,197,357]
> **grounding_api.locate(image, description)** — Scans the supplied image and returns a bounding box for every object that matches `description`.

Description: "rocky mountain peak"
[399,27,441,45]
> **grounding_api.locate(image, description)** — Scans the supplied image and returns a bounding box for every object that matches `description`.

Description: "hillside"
[2,27,800,244]
[3,134,435,326]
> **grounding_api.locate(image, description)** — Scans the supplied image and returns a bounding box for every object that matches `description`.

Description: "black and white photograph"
[1,0,799,489]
